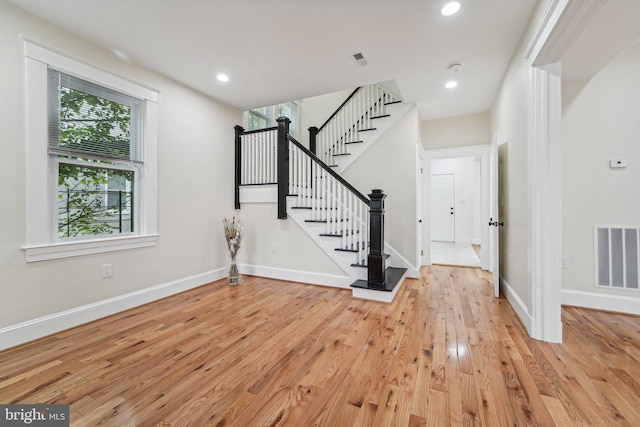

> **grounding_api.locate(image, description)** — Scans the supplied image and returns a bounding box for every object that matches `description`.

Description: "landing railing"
[234,125,278,209]
[309,84,399,165]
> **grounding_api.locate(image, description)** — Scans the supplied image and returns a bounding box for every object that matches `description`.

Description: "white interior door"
[489,137,500,297]
[431,174,455,242]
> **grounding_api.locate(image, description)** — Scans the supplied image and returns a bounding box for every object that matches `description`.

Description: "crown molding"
[526,0,605,66]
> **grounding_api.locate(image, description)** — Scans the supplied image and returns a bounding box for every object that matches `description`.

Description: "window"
[248,101,299,138]
[24,40,158,262]
[49,69,140,240]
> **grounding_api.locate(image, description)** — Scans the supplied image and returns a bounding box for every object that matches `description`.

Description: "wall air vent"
[594,226,639,289]
[353,52,368,66]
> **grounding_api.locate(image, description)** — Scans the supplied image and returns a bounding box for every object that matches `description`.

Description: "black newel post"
[234,125,244,210]
[368,189,386,285]
[308,126,318,155]
[276,116,291,219]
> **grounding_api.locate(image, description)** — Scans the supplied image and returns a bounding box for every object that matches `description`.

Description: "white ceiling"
[9,0,539,121]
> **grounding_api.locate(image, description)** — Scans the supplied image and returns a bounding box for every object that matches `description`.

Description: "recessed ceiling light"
[217,74,230,82]
[445,81,458,89]
[441,1,461,16]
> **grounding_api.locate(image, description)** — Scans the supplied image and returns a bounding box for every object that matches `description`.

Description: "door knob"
[488,218,504,227]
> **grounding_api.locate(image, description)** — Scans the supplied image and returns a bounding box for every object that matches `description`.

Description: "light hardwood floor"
[1,266,640,426]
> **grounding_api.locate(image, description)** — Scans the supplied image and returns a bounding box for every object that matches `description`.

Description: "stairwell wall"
[233,202,347,278]
[298,88,353,148]
[342,105,420,268]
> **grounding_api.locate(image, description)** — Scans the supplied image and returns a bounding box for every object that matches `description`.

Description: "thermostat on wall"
[609,159,627,168]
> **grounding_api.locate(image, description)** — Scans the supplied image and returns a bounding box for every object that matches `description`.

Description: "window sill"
[23,234,158,262]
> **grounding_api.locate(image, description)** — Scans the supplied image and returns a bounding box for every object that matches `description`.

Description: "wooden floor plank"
[0,267,639,426]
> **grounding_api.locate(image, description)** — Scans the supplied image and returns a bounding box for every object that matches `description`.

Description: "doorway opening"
[430,157,482,267]
[421,143,495,275]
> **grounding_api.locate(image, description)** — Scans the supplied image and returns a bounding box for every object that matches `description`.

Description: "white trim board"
[240,264,353,289]
[0,268,226,351]
[562,289,640,315]
[500,275,534,334]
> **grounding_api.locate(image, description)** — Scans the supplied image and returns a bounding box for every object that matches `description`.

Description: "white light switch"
[610,159,627,168]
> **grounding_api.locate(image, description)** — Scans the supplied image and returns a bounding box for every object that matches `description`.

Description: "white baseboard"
[240,264,353,289]
[384,242,420,278]
[0,268,226,351]
[562,289,640,315]
[500,275,533,334]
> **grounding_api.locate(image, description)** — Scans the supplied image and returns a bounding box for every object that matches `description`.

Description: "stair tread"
[371,114,391,120]
[345,140,364,145]
[350,267,407,292]
[384,100,402,105]
[305,218,350,223]
[358,127,377,132]
[333,153,351,157]
[319,229,361,238]
[335,243,367,253]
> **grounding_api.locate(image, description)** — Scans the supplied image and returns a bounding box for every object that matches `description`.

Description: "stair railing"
[234,116,387,283]
[287,134,370,266]
[310,84,399,165]
[234,125,278,208]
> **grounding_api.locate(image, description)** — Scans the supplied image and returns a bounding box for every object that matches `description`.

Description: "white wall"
[0,1,241,343]
[490,1,553,314]
[298,88,353,147]
[431,157,482,245]
[562,44,640,303]
[421,112,490,150]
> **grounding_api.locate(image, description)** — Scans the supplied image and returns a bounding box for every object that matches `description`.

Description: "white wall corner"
[500,275,533,335]
[0,268,226,351]
[562,289,640,316]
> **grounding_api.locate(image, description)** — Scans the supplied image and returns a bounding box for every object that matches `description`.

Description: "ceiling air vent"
[353,52,368,66]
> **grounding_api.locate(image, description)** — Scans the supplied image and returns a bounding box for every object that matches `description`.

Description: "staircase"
[234,84,409,302]
[310,85,412,174]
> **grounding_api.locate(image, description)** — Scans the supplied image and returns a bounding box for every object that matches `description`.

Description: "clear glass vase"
[227,254,242,285]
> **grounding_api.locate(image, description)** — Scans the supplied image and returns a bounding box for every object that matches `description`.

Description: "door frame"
[422,144,491,269]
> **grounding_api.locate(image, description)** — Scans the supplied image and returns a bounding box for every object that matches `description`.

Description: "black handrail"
[287,135,370,206]
[317,87,362,133]
[240,126,278,136]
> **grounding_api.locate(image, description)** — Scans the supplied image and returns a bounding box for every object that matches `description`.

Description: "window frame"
[23,39,159,262]
[248,101,300,138]
[53,157,138,241]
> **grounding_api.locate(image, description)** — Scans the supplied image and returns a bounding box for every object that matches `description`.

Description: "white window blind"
[48,68,143,163]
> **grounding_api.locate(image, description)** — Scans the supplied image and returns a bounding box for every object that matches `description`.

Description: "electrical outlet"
[271,243,278,254]
[561,256,569,269]
[102,264,112,278]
